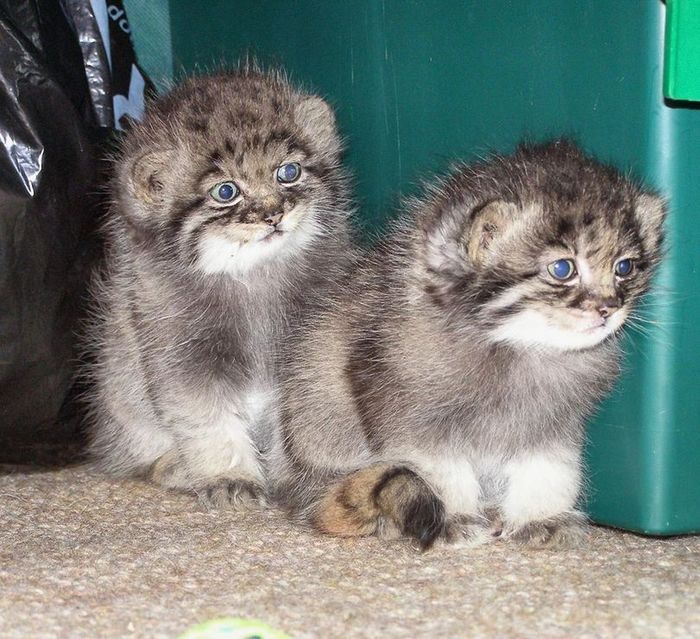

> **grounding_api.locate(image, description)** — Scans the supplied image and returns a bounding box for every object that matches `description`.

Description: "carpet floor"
[1,464,698,639]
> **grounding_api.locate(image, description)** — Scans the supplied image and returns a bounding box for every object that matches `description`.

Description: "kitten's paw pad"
[198,479,266,511]
[506,513,588,549]
[440,514,493,548]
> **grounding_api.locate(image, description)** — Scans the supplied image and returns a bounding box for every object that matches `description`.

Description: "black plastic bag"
[0,0,148,460]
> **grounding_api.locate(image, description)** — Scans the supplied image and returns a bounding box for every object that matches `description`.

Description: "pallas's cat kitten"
[86,69,353,505]
[272,140,665,547]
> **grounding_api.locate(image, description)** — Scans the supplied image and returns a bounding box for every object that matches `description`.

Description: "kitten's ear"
[635,192,667,255]
[128,149,173,205]
[423,199,516,277]
[294,95,340,156]
[465,200,518,266]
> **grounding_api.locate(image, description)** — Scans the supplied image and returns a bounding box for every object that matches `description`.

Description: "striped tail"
[312,464,446,550]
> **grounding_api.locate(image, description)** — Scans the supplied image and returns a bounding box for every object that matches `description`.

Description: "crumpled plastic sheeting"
[63,0,150,130]
[63,0,115,128]
[0,1,99,448]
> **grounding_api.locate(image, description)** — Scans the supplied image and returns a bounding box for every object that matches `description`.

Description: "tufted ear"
[465,200,519,266]
[128,149,174,205]
[294,95,340,156]
[635,192,667,256]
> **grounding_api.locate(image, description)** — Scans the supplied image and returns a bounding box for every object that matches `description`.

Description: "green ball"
[178,618,292,639]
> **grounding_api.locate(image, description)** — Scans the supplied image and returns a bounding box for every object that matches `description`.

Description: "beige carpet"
[1,465,698,639]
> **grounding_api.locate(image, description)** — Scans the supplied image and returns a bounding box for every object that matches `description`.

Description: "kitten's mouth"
[570,310,626,340]
[580,318,607,333]
[563,309,610,334]
[262,229,284,242]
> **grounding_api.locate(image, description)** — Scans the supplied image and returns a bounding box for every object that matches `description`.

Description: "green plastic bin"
[125,0,700,535]
[664,0,700,101]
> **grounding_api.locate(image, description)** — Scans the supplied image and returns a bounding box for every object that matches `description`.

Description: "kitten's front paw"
[505,511,588,549]
[197,478,266,511]
[439,514,493,548]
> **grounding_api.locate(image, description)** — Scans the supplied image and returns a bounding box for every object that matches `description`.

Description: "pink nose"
[598,300,620,318]
[264,212,284,226]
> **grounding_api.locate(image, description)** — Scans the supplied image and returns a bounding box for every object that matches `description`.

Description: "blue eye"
[547,259,577,281]
[615,258,634,277]
[276,162,301,183]
[209,181,238,203]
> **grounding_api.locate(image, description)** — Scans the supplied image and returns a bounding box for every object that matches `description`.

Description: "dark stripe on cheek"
[197,208,239,229]
[540,278,567,290]
[493,301,524,319]
[186,207,241,265]
[168,196,206,236]
[566,290,588,308]
[540,290,568,304]
[472,275,516,304]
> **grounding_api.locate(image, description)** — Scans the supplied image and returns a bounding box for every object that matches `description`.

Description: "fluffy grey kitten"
[271,140,666,547]
[85,69,353,506]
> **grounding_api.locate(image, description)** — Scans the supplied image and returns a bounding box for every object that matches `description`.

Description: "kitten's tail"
[311,464,446,550]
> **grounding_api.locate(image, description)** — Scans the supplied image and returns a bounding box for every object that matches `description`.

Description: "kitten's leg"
[312,464,447,549]
[412,456,492,547]
[89,385,174,478]
[149,414,265,510]
[500,447,588,548]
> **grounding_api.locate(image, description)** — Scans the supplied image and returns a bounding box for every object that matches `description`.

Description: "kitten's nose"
[597,298,620,318]
[264,212,284,226]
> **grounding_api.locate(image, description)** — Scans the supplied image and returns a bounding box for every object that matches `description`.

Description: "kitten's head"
[115,68,349,276]
[418,140,666,351]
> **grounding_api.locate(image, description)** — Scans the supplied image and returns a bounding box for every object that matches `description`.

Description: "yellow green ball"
[178,618,292,639]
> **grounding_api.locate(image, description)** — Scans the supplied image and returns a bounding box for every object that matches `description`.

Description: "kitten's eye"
[209,181,239,203]
[547,259,577,281]
[614,258,634,277]
[276,162,301,184]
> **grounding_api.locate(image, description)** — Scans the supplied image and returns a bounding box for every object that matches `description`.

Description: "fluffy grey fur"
[84,68,354,506]
[271,140,666,547]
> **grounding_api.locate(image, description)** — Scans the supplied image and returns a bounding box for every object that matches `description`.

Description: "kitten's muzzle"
[578,295,621,319]
[567,300,621,330]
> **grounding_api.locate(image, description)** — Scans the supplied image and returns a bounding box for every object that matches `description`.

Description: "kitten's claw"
[505,512,588,549]
[198,478,266,511]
